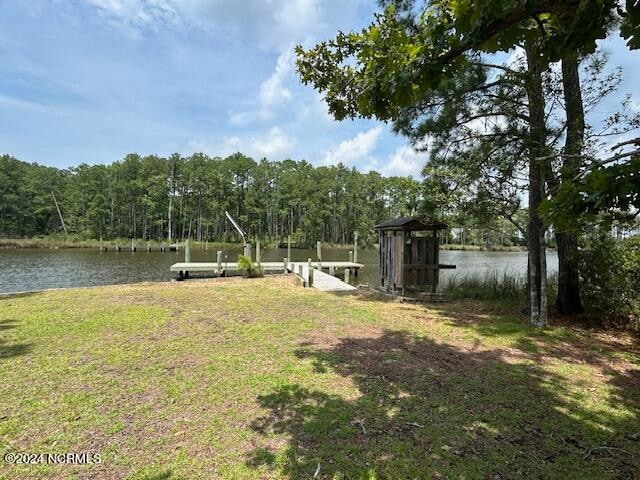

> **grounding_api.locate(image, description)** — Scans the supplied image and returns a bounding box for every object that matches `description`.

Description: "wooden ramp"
[309,268,356,292]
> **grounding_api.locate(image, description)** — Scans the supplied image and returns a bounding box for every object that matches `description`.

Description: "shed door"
[404,236,438,290]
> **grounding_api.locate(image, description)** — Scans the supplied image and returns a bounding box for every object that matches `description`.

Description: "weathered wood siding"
[379,232,440,293]
[403,236,438,291]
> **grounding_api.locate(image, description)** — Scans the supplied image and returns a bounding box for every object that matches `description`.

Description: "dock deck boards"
[309,268,356,292]
[169,261,362,292]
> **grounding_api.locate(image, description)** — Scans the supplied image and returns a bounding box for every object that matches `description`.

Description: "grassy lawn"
[1,277,639,479]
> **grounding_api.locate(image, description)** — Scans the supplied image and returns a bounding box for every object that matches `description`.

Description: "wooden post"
[256,240,261,265]
[398,231,405,295]
[131,238,136,252]
[379,231,384,288]
[345,268,350,284]
[432,230,439,293]
[349,251,353,263]
[283,257,288,273]
[316,241,322,269]
[287,235,291,263]
[225,254,228,275]
[185,239,191,263]
[217,251,222,276]
[329,266,335,276]
[353,231,358,263]
[307,258,313,287]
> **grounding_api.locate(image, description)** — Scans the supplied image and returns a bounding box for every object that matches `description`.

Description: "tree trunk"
[525,42,549,327]
[556,54,584,315]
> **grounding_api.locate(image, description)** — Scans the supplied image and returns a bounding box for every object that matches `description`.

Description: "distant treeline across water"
[1,153,422,247]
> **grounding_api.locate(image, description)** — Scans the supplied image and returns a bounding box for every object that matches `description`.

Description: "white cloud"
[323,126,383,166]
[82,0,365,50]
[85,0,180,31]
[465,114,508,134]
[296,92,334,125]
[259,49,294,108]
[380,146,426,178]
[251,126,296,158]
[190,127,296,159]
[230,49,295,126]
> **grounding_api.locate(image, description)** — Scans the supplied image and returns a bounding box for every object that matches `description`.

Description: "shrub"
[237,255,264,278]
[579,234,640,322]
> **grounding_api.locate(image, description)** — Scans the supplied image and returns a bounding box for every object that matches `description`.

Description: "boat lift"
[225,211,251,258]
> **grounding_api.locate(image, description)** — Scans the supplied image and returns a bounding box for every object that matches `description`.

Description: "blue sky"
[1,0,638,178]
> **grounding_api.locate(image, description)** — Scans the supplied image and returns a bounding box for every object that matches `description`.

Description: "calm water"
[0,247,558,294]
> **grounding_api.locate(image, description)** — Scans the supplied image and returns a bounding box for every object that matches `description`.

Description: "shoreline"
[1,237,531,252]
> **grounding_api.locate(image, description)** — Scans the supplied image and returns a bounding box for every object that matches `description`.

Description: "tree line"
[0,153,422,247]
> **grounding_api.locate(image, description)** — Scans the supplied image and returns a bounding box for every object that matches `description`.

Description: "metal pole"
[51,191,68,236]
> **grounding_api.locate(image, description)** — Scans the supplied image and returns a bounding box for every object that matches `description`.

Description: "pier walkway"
[170,261,361,292]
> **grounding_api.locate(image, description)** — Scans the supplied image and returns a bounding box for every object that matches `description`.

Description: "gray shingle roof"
[374,216,447,231]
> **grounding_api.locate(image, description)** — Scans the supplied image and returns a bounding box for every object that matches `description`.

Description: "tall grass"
[0,235,102,249]
[0,235,241,250]
[440,243,526,252]
[442,270,558,308]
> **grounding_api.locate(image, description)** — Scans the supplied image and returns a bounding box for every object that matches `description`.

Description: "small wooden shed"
[375,216,453,294]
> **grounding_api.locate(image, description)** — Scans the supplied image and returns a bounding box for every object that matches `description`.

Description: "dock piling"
[217,251,222,276]
[345,268,350,284]
[316,241,322,269]
[185,239,191,263]
[353,232,358,263]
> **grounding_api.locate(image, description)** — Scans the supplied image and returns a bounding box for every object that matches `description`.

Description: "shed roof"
[374,216,448,231]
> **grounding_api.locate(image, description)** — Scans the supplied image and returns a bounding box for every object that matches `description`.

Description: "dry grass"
[0,276,638,479]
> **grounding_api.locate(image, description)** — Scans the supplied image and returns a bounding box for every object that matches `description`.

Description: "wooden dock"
[169,261,362,292]
[309,268,356,292]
